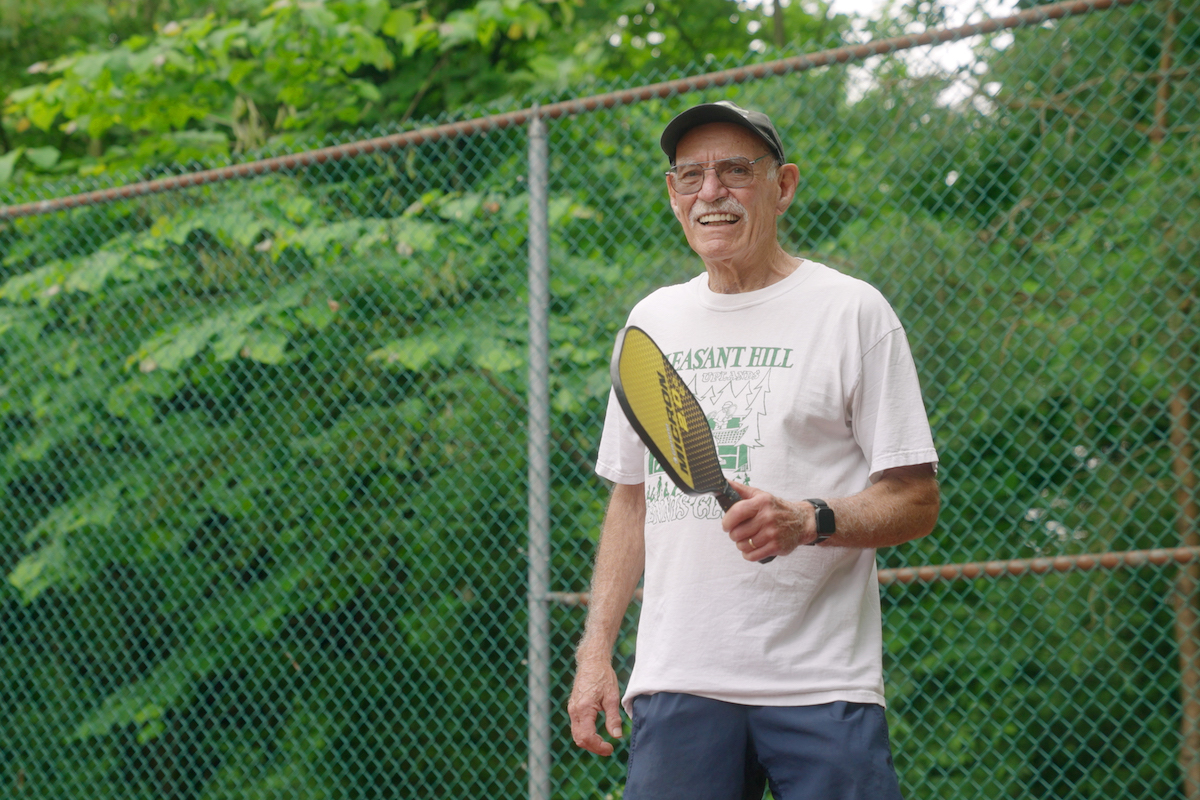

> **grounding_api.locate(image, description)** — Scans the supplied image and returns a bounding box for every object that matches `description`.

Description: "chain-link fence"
[1,0,1197,797]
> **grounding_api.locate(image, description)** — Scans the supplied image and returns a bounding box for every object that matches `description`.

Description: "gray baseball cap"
[660,101,787,165]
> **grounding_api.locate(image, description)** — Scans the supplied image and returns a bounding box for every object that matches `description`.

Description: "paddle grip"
[715,483,741,512]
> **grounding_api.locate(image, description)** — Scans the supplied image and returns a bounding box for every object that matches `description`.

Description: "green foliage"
[0,0,847,185]
[1,0,579,178]
[6,1,406,172]
[0,123,632,794]
[885,570,1182,798]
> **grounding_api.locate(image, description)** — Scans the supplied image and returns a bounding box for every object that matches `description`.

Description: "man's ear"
[776,163,800,215]
[667,177,683,221]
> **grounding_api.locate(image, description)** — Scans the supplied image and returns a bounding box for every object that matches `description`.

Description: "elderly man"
[567,101,940,800]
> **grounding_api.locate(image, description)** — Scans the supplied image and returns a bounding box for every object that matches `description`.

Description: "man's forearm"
[820,464,939,549]
[576,482,646,662]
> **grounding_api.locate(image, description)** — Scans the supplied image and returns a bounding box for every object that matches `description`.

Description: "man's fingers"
[569,705,599,750]
[604,694,624,739]
[570,708,616,756]
[576,731,615,757]
[743,535,772,560]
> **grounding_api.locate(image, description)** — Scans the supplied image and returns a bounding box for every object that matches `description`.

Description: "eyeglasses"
[665,155,772,195]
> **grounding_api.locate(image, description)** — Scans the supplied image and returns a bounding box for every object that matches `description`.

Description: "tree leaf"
[23,145,61,169]
[8,539,68,603]
[71,646,219,741]
[212,329,248,361]
[295,302,336,331]
[473,344,523,373]
[241,327,289,364]
[64,250,123,294]
[0,307,45,341]
[368,337,441,371]
[0,148,25,183]
[382,7,415,38]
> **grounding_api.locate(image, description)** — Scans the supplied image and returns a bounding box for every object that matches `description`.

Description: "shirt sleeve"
[595,387,647,484]
[851,327,939,483]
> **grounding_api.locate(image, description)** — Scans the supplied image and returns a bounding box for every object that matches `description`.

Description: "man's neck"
[703,248,798,294]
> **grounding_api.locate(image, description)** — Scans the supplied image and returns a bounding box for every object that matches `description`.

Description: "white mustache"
[690,198,746,223]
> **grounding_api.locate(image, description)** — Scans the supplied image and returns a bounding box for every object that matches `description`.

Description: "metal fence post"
[527,105,552,800]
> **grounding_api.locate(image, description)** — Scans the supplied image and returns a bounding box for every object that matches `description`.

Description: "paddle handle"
[715,483,741,512]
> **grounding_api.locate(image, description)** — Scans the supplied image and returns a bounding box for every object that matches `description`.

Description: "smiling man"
[567,101,941,800]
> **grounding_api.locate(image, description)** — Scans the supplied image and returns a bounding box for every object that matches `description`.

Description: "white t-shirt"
[595,259,938,714]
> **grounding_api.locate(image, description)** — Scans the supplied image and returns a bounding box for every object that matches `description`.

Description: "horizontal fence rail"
[545,546,1200,606]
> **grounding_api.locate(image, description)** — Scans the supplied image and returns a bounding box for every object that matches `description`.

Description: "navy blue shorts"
[623,693,904,800]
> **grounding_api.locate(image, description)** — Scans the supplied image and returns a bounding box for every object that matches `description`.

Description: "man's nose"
[696,167,729,202]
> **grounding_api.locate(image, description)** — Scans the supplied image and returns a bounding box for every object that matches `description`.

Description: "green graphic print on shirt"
[645,343,796,525]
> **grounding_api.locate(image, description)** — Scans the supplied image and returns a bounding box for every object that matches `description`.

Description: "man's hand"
[568,656,624,756]
[723,481,813,560]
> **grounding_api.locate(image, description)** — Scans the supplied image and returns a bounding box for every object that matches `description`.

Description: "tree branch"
[401,52,454,125]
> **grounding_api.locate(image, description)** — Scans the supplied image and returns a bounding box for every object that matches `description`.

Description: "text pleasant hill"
[665,345,796,372]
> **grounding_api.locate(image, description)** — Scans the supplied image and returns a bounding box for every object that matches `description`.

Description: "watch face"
[806,499,834,538]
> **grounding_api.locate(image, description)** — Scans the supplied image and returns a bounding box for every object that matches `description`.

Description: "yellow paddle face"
[611,326,723,496]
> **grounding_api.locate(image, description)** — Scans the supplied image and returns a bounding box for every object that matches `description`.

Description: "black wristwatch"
[805,498,835,545]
